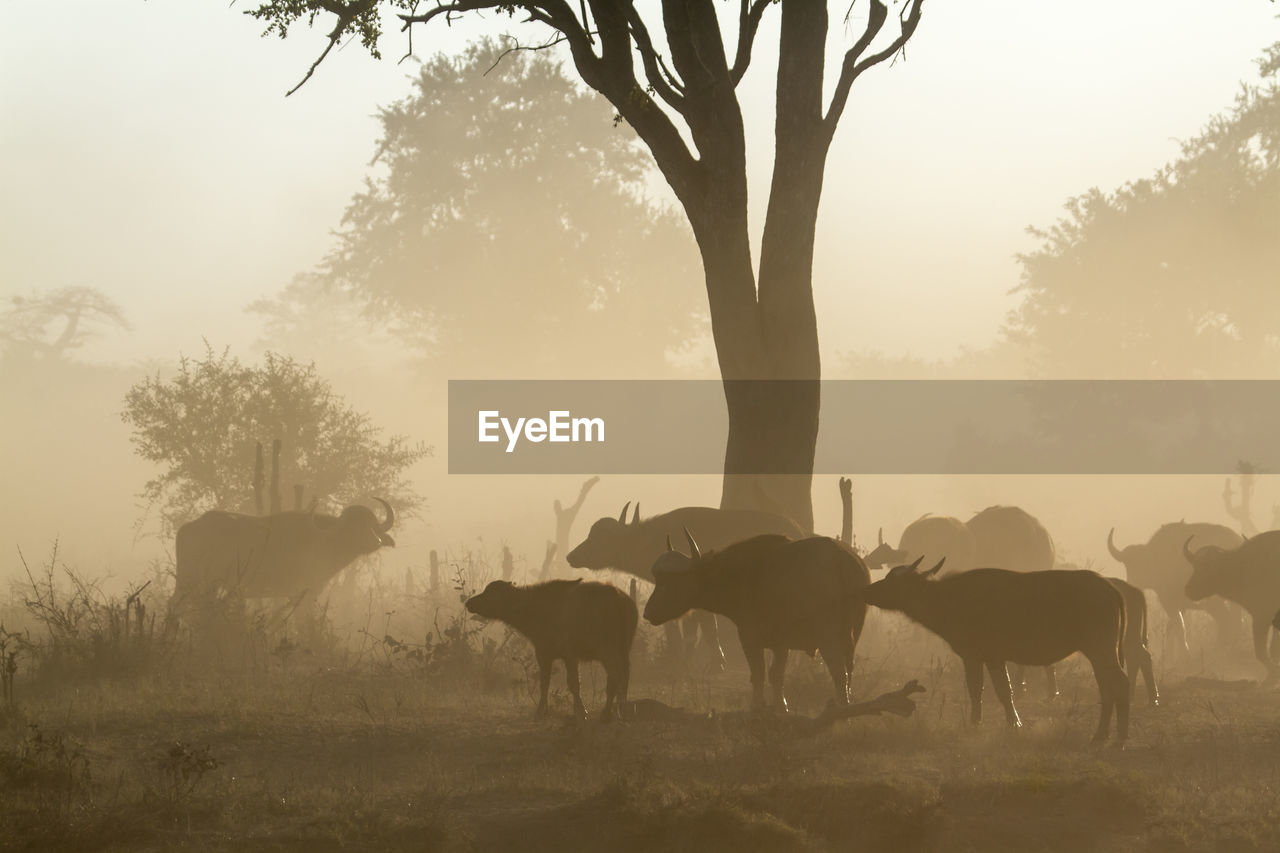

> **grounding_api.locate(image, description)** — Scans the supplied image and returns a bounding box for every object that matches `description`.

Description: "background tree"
[0,287,130,365]
[121,346,429,534]
[1006,42,1280,379]
[271,40,705,379]
[240,0,925,532]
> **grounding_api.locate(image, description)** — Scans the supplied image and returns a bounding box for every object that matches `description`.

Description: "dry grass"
[3,554,1278,852]
[2,642,1280,853]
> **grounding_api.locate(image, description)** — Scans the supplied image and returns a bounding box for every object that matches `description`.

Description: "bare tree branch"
[623,4,686,111]
[731,0,773,85]
[823,0,924,135]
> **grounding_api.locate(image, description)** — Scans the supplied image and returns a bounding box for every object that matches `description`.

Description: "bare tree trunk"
[269,438,282,515]
[253,442,265,515]
[840,477,854,546]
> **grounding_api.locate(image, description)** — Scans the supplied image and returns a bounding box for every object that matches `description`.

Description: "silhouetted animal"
[172,499,395,608]
[1109,522,1244,655]
[868,506,1058,695]
[1184,531,1280,682]
[644,532,870,709]
[968,505,1055,572]
[1108,576,1159,706]
[861,558,1129,745]
[864,515,974,573]
[466,579,637,721]
[567,503,805,667]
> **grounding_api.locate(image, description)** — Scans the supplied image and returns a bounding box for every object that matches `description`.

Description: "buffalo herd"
[174,492,1280,744]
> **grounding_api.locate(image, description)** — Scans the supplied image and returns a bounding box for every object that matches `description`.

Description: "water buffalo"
[567,503,806,667]
[864,515,974,574]
[1184,530,1280,682]
[1108,522,1244,656]
[868,506,1057,695]
[466,579,637,721]
[862,559,1129,745]
[968,505,1055,573]
[172,499,395,609]
[644,532,870,709]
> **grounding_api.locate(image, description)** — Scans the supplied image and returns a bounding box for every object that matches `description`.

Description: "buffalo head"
[566,501,641,569]
[643,528,702,625]
[863,526,908,570]
[1182,536,1228,601]
[465,580,520,620]
[323,497,396,556]
[861,555,946,611]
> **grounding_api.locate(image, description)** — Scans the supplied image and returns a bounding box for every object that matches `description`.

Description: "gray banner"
[448,380,1280,474]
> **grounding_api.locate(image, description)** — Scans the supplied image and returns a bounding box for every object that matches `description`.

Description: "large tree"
[1006,42,1280,379]
[1,287,130,366]
[277,41,704,379]
[243,0,924,530]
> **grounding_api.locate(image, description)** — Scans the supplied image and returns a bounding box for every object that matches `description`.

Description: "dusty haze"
[3,1,1279,587]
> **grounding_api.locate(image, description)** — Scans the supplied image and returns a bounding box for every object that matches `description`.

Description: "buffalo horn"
[878,527,884,546]
[683,527,702,561]
[925,557,946,576]
[1182,535,1198,563]
[909,555,925,572]
[665,534,673,552]
[1106,528,1124,562]
[618,502,631,524]
[375,498,395,532]
[632,503,640,525]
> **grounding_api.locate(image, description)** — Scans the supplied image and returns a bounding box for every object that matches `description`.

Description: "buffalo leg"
[986,661,1022,729]
[695,611,726,670]
[964,657,985,725]
[680,611,700,657]
[536,652,553,716]
[768,648,790,711]
[1045,666,1059,699]
[1250,614,1278,682]
[1163,600,1190,658]
[1088,652,1129,744]
[1134,642,1159,706]
[565,658,586,719]
[744,643,767,706]
[819,641,851,705]
[663,622,684,665]
[1010,664,1027,695]
[603,655,629,723]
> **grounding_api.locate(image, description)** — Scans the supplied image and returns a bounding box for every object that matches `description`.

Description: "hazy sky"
[3,1,1278,367]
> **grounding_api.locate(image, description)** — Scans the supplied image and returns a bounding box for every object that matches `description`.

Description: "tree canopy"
[122,347,429,534]
[287,41,704,378]
[1006,43,1280,379]
[1,287,130,365]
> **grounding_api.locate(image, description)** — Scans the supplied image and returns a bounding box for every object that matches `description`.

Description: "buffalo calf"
[465,579,637,721]
[862,560,1129,745]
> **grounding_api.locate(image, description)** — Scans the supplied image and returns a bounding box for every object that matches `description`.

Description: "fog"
[3,0,1279,589]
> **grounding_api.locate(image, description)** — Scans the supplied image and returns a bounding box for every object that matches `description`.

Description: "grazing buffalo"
[567,504,805,666]
[1108,522,1244,655]
[173,499,396,609]
[644,532,870,709]
[862,559,1129,745]
[1108,577,1159,706]
[1184,531,1280,682]
[465,579,637,721]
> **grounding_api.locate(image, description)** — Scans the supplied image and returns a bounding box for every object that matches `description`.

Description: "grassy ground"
[4,615,1280,853]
